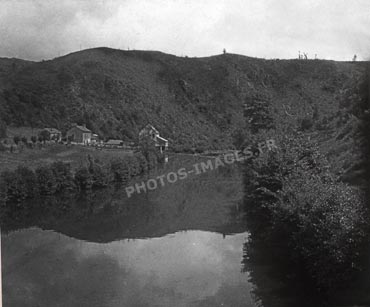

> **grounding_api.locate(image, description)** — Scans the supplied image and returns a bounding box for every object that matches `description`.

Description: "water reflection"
[2,155,258,307]
[3,228,255,307]
[1,155,245,241]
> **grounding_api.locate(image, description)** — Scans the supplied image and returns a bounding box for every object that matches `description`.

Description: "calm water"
[1,155,369,307]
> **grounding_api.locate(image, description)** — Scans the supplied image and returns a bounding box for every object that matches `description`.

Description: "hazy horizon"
[1,0,369,61]
[2,46,369,63]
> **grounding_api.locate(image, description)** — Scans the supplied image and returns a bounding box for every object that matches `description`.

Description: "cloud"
[0,0,369,61]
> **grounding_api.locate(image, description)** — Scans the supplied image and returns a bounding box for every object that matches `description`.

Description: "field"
[0,144,133,172]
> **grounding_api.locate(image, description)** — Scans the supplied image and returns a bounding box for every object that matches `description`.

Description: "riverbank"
[0,143,135,172]
[0,145,160,206]
[243,133,369,296]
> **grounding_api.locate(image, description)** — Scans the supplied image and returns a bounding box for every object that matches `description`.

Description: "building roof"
[43,128,61,134]
[156,135,168,144]
[106,139,124,145]
[140,124,159,135]
[69,125,91,133]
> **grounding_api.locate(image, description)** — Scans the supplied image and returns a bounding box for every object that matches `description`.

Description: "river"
[1,155,369,306]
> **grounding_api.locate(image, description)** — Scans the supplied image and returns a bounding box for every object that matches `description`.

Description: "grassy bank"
[0,143,136,172]
[0,146,159,207]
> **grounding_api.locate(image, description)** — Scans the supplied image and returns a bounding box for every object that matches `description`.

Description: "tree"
[31,136,37,143]
[244,94,274,133]
[21,136,27,144]
[231,129,247,149]
[139,136,159,169]
[13,135,20,145]
[39,130,50,143]
[0,121,6,139]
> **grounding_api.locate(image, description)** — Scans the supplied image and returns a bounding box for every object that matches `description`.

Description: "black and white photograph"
[0,1,370,306]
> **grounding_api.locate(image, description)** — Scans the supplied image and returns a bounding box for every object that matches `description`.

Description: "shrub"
[1,171,18,203]
[299,117,314,131]
[110,158,130,183]
[139,137,159,168]
[39,130,50,142]
[244,134,368,290]
[87,156,111,188]
[15,166,38,199]
[135,152,149,173]
[126,155,141,177]
[21,136,27,144]
[0,121,6,139]
[50,161,76,192]
[0,175,8,206]
[75,166,93,190]
[275,174,366,289]
[36,165,57,195]
[0,142,7,152]
[1,166,37,203]
[146,151,158,169]
[13,135,20,145]
[31,136,37,143]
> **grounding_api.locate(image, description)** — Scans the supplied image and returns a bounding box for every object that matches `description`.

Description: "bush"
[13,135,20,145]
[135,152,149,173]
[110,158,130,183]
[0,142,7,152]
[0,121,6,139]
[87,156,111,188]
[299,117,314,131]
[50,161,76,192]
[244,134,368,290]
[36,165,57,195]
[275,174,366,289]
[0,175,8,206]
[75,166,93,190]
[139,137,159,168]
[0,150,155,208]
[126,155,141,177]
[1,171,18,203]
[1,166,37,203]
[15,166,38,199]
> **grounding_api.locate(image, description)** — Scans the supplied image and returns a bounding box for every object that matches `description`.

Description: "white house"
[139,124,168,153]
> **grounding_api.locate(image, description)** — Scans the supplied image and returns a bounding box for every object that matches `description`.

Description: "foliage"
[39,130,50,142]
[50,161,76,192]
[0,142,7,152]
[35,165,57,195]
[243,134,368,291]
[110,157,130,183]
[74,166,93,190]
[0,121,6,139]
[0,175,8,206]
[231,129,248,149]
[87,155,111,188]
[1,166,37,203]
[13,135,20,145]
[299,117,313,131]
[135,152,149,173]
[0,145,159,205]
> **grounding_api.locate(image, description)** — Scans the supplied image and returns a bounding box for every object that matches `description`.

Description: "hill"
[0,48,368,155]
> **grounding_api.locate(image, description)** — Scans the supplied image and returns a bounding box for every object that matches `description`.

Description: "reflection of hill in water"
[2,155,246,242]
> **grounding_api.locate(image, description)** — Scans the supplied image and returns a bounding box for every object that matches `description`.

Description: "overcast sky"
[1,0,369,61]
